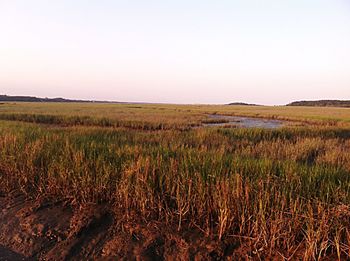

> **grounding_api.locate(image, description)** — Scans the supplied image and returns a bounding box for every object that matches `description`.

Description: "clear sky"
[1,0,350,105]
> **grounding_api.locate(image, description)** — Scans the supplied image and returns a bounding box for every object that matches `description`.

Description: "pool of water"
[204,114,285,129]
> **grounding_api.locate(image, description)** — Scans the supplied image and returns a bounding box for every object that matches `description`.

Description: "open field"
[1,102,350,259]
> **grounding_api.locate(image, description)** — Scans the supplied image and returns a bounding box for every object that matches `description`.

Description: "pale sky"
[1,0,350,105]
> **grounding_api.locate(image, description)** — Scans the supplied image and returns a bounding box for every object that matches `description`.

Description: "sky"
[0,0,350,105]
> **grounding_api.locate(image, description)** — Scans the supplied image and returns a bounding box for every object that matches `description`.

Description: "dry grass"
[1,102,350,126]
[0,102,350,259]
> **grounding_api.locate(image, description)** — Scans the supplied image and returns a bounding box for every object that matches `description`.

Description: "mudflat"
[0,245,26,261]
[204,114,285,128]
[0,192,253,260]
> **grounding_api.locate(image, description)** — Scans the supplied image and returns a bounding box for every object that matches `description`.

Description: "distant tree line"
[287,100,350,108]
[2,95,349,108]
[228,102,260,106]
[0,95,117,103]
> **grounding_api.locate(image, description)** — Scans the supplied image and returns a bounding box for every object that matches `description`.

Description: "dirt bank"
[0,192,341,260]
[0,191,251,260]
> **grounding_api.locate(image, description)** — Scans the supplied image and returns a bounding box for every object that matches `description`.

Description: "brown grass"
[0,103,350,259]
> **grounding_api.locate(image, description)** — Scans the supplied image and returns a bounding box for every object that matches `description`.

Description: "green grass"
[1,102,350,259]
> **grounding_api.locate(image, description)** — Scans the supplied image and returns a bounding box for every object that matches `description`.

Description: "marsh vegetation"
[0,102,350,259]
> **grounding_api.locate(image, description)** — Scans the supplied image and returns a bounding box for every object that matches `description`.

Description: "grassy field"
[1,102,350,127]
[1,102,350,259]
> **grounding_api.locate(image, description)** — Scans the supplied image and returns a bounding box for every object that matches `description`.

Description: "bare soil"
[0,191,255,260]
[0,191,335,260]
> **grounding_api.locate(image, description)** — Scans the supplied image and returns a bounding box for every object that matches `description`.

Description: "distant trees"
[287,100,350,108]
[228,102,260,106]
[0,95,113,103]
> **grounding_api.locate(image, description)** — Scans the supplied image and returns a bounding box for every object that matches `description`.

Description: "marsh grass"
[1,103,350,259]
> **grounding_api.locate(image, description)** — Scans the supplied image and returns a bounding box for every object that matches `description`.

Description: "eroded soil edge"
[0,192,249,260]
